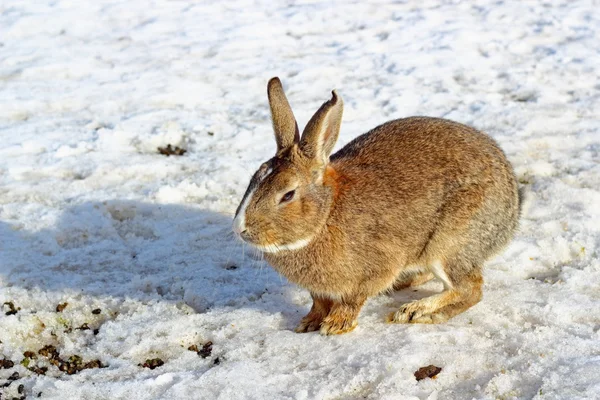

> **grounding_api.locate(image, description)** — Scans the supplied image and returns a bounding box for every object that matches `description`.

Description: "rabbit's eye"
[280,190,295,203]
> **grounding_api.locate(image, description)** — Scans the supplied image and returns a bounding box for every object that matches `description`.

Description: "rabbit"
[232,77,520,335]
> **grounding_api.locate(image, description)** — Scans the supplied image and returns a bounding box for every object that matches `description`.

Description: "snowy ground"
[1,0,599,399]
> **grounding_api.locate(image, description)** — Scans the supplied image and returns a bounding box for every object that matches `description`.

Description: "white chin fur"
[252,237,313,254]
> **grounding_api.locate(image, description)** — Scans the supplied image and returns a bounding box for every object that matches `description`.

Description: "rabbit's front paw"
[295,295,333,333]
[295,313,324,333]
[318,299,364,335]
[320,314,358,335]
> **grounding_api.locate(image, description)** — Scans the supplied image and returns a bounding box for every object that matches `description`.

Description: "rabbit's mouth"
[233,212,313,254]
[236,231,312,254]
[250,236,313,254]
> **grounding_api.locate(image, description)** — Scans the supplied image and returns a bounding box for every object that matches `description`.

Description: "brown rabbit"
[233,77,520,335]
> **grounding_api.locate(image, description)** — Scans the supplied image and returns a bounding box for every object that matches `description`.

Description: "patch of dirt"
[0,371,25,399]
[36,345,105,375]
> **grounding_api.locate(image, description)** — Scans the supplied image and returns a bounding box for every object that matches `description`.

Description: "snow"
[0,0,599,399]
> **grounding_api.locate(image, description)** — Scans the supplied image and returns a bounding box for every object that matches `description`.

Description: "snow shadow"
[0,200,298,317]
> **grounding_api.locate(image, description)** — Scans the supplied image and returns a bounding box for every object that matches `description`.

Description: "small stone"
[83,360,103,369]
[414,365,442,381]
[29,366,48,375]
[38,345,59,359]
[199,341,213,358]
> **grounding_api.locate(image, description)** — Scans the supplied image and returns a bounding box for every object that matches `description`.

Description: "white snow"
[1,0,599,399]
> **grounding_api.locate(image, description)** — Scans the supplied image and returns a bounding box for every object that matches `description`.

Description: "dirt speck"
[158,144,186,156]
[76,323,90,331]
[414,365,442,381]
[188,341,213,358]
[1,371,20,388]
[199,341,213,358]
[0,358,15,369]
[91,308,101,315]
[139,358,164,369]
[56,303,68,312]
[3,301,20,315]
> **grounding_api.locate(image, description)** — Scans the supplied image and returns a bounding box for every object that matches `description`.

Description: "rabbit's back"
[329,116,519,266]
[331,117,510,184]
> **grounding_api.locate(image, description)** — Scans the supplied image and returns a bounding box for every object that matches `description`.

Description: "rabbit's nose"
[232,215,247,236]
[234,224,251,242]
[239,230,251,241]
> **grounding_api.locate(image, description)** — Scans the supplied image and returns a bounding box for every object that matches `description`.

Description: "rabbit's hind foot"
[388,271,482,324]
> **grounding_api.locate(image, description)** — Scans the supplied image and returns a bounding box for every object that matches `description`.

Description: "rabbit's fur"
[233,77,519,335]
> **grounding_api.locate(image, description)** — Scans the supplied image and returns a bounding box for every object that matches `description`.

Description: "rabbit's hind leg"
[387,260,482,324]
[427,274,482,322]
[393,270,435,290]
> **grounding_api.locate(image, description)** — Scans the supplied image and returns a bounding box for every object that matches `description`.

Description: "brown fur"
[393,271,435,290]
[233,77,520,335]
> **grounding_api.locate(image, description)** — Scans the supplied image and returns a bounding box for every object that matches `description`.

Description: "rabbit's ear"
[268,77,300,151]
[300,90,343,164]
